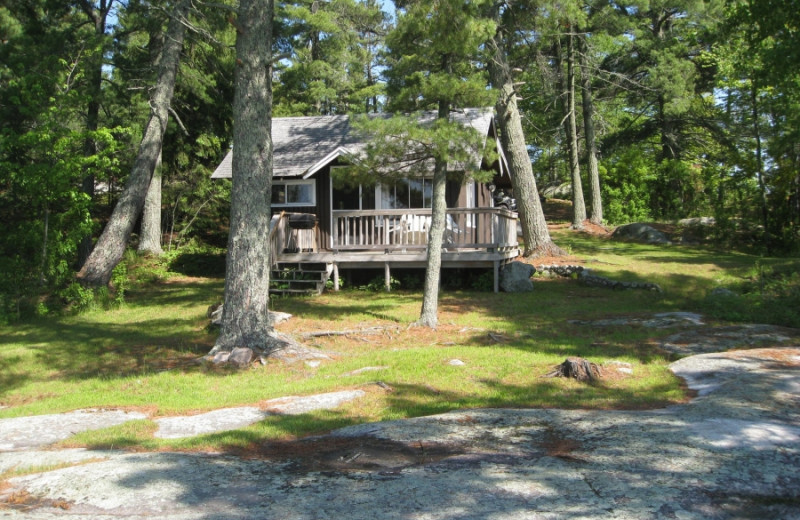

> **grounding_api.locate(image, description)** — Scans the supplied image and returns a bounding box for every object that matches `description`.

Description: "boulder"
[500,261,535,292]
[540,182,572,200]
[678,217,716,227]
[709,287,738,298]
[611,223,670,244]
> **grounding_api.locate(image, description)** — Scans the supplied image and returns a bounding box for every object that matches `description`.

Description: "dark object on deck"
[489,184,517,211]
[288,213,317,229]
[545,357,603,382]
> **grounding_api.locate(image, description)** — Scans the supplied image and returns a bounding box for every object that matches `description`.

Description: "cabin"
[211,107,520,293]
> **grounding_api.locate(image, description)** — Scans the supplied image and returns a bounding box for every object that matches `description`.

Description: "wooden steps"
[270,262,331,296]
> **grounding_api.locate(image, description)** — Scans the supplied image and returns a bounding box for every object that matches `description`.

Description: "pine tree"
[488,5,565,257]
[212,0,276,353]
[377,0,496,328]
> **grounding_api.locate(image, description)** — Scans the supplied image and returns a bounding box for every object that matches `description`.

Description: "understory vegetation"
[0,229,797,453]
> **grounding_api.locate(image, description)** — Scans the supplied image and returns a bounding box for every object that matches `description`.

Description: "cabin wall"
[270,170,330,251]
[450,174,494,209]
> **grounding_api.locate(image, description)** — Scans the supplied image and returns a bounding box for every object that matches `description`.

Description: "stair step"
[270,262,331,296]
[270,288,321,294]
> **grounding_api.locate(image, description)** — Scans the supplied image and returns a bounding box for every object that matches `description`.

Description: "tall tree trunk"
[751,81,769,243]
[417,99,450,329]
[76,0,191,287]
[559,33,586,229]
[76,0,111,269]
[212,0,275,353]
[138,149,164,255]
[579,39,602,226]
[489,34,564,257]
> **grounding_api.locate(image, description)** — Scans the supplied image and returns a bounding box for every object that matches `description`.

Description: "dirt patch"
[0,490,72,513]
[729,347,800,369]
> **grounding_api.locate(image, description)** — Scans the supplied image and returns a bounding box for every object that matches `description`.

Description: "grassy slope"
[0,228,797,452]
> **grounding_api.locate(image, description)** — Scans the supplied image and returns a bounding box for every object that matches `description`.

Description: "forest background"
[0,0,798,322]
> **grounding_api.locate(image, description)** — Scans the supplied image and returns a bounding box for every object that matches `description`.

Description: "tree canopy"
[1,0,798,320]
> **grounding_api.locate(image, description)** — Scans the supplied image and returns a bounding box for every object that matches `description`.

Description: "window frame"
[271,179,316,207]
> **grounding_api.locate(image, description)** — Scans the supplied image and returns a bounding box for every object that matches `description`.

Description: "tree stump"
[545,357,603,382]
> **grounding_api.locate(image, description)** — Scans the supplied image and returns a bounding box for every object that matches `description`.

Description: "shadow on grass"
[379,376,686,419]
[272,291,421,322]
[0,279,225,386]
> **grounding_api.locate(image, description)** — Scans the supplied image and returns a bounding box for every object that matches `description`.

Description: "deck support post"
[385,262,391,292]
[332,263,339,291]
[493,260,500,293]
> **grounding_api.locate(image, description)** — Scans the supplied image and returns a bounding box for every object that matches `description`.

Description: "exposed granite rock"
[500,261,535,292]
[612,223,671,244]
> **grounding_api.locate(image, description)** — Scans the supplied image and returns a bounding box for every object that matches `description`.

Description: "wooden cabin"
[211,108,520,293]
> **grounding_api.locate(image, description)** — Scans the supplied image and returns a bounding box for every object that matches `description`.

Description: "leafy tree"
[365,0,496,328]
[0,1,129,315]
[74,0,117,268]
[715,0,800,250]
[77,0,193,287]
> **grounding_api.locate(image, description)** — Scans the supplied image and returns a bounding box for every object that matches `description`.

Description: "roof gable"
[211,108,503,179]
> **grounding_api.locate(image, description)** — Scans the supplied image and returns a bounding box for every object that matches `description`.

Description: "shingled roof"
[211,107,504,179]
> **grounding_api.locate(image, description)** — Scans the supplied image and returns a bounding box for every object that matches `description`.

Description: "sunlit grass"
[1,231,798,451]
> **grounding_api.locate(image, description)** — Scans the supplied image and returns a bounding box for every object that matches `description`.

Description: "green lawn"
[1,229,797,453]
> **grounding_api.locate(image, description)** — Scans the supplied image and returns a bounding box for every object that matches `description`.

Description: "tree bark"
[417,99,450,329]
[138,149,164,255]
[559,33,586,230]
[76,0,191,286]
[212,0,276,353]
[579,39,603,226]
[490,35,565,257]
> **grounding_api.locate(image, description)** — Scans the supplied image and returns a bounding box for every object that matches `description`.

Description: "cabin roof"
[211,108,506,179]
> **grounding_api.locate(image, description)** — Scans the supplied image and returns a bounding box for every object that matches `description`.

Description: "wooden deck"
[269,208,520,293]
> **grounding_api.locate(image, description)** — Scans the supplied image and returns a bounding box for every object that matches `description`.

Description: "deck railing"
[268,212,287,269]
[331,208,518,252]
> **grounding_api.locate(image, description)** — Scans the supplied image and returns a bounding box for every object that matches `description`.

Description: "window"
[272,180,315,207]
[331,167,376,210]
[380,178,433,209]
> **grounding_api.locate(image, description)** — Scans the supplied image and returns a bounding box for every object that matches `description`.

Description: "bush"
[166,241,226,278]
[362,275,400,292]
[60,282,97,313]
[702,266,800,328]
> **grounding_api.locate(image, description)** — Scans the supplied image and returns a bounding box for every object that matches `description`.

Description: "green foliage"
[469,271,495,292]
[165,241,227,278]
[60,282,98,314]
[351,112,496,185]
[360,275,400,292]
[110,262,129,306]
[600,148,653,224]
[274,0,389,115]
[702,268,800,328]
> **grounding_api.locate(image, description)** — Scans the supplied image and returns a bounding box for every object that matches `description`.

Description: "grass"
[0,228,798,454]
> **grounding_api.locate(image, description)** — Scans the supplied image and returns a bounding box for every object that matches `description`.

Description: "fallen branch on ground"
[301,326,400,339]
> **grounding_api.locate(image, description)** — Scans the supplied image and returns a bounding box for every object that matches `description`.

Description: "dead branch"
[301,326,399,339]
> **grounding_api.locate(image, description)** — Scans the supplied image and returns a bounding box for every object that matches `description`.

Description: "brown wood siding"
[477,181,492,207]
[316,167,332,249]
